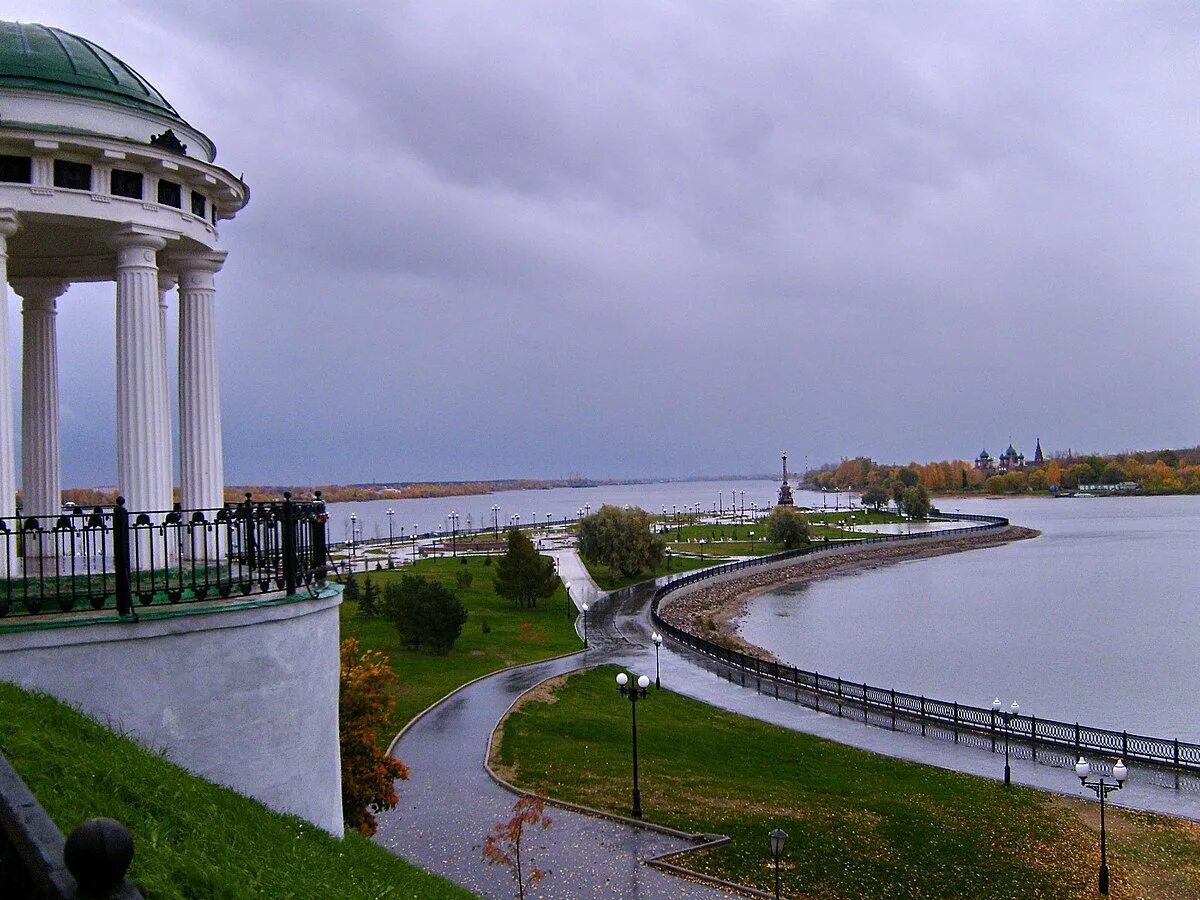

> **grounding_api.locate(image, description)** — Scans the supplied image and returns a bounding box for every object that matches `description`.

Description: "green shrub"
[381,574,468,654]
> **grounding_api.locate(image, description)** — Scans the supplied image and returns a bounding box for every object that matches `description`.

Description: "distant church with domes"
[975,438,1044,474]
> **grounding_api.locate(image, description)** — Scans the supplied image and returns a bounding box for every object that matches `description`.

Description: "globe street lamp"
[1076,756,1128,895]
[448,511,459,557]
[581,602,589,648]
[349,512,357,561]
[411,525,419,566]
[616,672,651,818]
[563,581,572,619]
[666,547,673,573]
[584,503,591,517]
[769,828,788,900]
[673,504,680,539]
[992,698,1020,786]
[386,508,395,546]
[651,632,663,688]
[491,505,500,537]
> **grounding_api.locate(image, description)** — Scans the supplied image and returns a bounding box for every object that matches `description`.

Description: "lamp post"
[584,503,591,517]
[411,525,418,566]
[992,698,1020,786]
[740,490,745,522]
[386,508,395,545]
[666,547,673,573]
[769,828,788,900]
[616,672,651,818]
[491,504,500,537]
[673,504,680,539]
[581,602,589,648]
[514,513,521,531]
[448,511,459,557]
[1076,756,1128,895]
[751,500,758,522]
[349,512,357,561]
[651,632,663,688]
[564,581,572,619]
[719,491,723,516]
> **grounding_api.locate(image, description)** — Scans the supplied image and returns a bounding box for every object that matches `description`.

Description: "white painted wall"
[0,589,344,835]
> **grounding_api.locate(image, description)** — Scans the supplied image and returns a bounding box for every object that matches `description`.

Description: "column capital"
[110,227,171,269]
[11,278,69,308]
[158,272,178,294]
[165,249,227,278]
[0,209,18,239]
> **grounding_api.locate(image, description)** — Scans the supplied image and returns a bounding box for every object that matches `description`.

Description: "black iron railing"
[651,515,1200,783]
[0,492,329,621]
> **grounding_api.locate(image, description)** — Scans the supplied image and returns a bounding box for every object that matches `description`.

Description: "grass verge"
[492,667,1200,900]
[339,556,581,738]
[0,682,472,900]
[579,552,716,591]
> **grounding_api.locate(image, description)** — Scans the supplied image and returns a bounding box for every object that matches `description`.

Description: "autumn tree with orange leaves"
[482,794,553,899]
[340,638,410,835]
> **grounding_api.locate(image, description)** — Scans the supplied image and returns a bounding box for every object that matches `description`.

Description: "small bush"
[483,555,493,566]
[481,618,491,634]
[460,556,469,566]
[342,571,360,602]
[381,574,468,654]
[455,569,474,590]
[358,576,380,618]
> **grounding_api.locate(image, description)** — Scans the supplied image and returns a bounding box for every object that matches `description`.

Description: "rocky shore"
[658,525,1040,658]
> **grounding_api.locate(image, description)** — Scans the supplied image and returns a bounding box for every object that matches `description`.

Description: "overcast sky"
[8,2,1200,484]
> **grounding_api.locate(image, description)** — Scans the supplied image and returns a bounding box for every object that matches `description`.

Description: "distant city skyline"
[9,2,1199,486]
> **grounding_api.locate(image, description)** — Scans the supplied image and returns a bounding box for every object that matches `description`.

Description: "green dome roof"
[0,21,183,121]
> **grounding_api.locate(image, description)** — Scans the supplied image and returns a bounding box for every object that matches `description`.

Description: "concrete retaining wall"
[0,588,344,835]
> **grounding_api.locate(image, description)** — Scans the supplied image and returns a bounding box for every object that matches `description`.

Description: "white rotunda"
[0,20,248,521]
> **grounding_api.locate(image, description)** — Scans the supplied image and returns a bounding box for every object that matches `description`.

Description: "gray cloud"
[8,1,1200,484]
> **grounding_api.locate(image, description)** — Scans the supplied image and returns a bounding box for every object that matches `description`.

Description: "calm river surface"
[739,495,1200,742]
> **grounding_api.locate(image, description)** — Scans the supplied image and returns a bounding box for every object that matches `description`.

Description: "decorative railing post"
[112,497,133,620]
[280,493,297,597]
[241,492,256,568]
[310,490,328,586]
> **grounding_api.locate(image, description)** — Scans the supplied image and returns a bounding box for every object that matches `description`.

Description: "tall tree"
[577,505,664,579]
[765,507,811,549]
[494,528,560,608]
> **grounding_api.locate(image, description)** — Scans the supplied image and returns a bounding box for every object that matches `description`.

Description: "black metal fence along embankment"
[650,514,1200,789]
[0,492,329,622]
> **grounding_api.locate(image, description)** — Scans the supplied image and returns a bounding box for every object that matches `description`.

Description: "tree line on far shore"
[807,447,1200,496]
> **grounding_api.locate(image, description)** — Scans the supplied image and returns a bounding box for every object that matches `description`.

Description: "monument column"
[14,279,69,521]
[113,231,171,514]
[0,211,19,524]
[173,252,227,513]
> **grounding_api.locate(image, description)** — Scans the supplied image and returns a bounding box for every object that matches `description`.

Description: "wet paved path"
[377,561,1200,898]
[374,583,736,898]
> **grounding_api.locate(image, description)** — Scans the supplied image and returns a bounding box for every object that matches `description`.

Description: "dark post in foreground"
[582,602,589,648]
[992,697,1019,785]
[1076,756,1127,895]
[616,672,651,818]
[769,827,788,900]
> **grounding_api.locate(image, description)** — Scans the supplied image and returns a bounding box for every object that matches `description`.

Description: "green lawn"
[339,556,581,738]
[493,668,1200,900]
[579,552,717,591]
[0,683,472,900]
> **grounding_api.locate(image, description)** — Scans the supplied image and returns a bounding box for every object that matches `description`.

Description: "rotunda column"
[112,231,171,516]
[157,272,177,503]
[13,279,69,522]
[171,251,226,514]
[0,211,19,527]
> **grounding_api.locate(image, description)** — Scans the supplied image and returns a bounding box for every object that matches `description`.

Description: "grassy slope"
[579,552,715,591]
[0,683,472,900]
[340,556,581,737]
[494,668,1200,900]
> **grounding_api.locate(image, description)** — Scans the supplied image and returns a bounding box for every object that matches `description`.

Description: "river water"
[738,495,1200,742]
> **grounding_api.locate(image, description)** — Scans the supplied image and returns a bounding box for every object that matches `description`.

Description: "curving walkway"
[377,544,1200,898]
[373,585,737,898]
